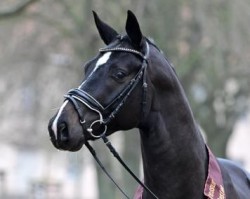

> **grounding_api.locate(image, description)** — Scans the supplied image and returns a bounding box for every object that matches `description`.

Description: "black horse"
[48,11,250,199]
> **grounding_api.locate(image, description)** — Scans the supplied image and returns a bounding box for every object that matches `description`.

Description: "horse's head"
[48,11,162,151]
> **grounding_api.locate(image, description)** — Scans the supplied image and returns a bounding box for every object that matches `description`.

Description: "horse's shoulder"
[217,158,250,199]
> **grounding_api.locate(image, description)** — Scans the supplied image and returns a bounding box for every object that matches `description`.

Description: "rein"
[64,40,158,199]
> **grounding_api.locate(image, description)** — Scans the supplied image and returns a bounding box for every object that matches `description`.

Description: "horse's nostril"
[58,122,69,142]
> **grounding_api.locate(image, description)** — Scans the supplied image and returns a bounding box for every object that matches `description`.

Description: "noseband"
[64,40,158,199]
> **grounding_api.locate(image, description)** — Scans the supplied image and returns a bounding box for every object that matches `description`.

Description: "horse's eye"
[114,71,127,80]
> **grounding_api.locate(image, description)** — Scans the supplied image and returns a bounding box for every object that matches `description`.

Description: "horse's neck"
[139,75,207,198]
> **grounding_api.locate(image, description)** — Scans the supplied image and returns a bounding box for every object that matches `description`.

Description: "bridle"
[66,38,149,138]
[64,38,158,199]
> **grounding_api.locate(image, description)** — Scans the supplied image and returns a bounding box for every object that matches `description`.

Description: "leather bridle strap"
[85,141,131,199]
[102,135,159,199]
[99,42,149,124]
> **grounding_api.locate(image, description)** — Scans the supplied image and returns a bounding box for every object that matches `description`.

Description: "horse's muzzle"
[48,117,84,152]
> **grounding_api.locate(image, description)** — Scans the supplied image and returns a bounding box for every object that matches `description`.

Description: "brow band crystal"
[99,47,146,60]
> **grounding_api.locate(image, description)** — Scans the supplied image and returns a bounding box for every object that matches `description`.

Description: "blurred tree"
[0,0,38,19]
[174,0,250,157]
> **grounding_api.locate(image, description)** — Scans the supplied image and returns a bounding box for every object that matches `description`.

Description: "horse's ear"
[93,11,118,45]
[125,10,143,48]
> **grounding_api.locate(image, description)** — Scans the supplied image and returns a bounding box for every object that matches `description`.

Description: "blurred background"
[0,0,249,198]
